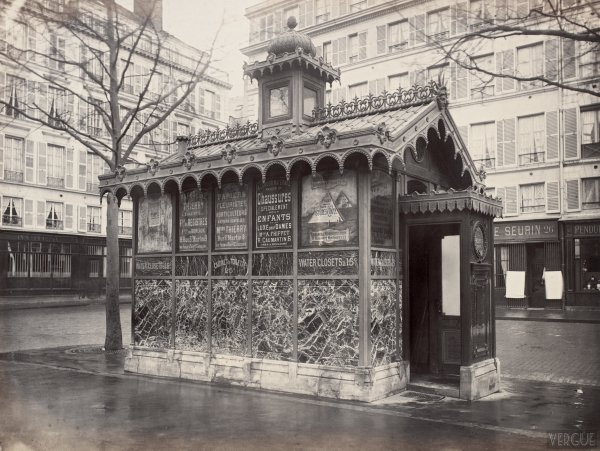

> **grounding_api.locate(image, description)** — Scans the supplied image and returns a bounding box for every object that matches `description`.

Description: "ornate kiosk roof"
[99,16,497,216]
[99,82,493,201]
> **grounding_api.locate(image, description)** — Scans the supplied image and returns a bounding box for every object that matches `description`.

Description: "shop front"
[492,219,561,308]
[563,220,600,308]
[99,18,501,401]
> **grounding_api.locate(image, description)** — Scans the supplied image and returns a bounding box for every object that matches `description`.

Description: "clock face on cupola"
[243,16,340,137]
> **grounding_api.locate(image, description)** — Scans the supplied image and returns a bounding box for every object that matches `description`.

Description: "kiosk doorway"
[408,223,462,378]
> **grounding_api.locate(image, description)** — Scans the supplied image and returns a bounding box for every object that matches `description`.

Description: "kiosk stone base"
[125,348,409,402]
[459,358,501,400]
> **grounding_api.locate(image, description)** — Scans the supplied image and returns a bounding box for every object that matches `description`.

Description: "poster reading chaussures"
[300,170,358,247]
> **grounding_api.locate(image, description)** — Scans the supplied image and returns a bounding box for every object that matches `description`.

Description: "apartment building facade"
[0,0,231,296]
[241,0,600,308]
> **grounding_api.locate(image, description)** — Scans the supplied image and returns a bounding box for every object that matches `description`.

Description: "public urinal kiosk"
[100,19,502,401]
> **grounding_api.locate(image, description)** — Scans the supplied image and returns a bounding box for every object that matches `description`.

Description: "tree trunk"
[105,192,123,350]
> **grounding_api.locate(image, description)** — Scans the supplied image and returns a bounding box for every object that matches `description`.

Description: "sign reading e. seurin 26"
[494,220,558,243]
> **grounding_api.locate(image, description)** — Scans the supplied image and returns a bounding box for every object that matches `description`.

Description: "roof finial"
[287,16,297,30]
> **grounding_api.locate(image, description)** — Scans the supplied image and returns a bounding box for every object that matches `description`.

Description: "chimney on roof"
[134,0,163,32]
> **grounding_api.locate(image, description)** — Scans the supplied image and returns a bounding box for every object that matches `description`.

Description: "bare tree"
[0,0,220,350]
[427,0,600,97]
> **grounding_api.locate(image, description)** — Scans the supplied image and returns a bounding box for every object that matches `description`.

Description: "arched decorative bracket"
[147,159,159,176]
[340,148,373,171]
[263,160,287,183]
[316,126,337,149]
[314,152,342,174]
[286,156,314,180]
[182,151,196,170]
[371,149,394,174]
[222,143,237,164]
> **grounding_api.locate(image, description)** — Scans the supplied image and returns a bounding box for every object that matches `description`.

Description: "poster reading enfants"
[137,193,173,253]
[301,170,358,246]
[256,178,293,248]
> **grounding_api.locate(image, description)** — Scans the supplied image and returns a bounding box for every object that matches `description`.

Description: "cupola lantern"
[243,17,340,138]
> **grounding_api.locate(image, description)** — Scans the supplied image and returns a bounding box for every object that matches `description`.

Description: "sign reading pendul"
[256,179,293,248]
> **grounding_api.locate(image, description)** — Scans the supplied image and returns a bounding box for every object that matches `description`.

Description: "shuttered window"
[546,181,560,213]
[546,111,559,161]
[497,118,516,167]
[563,108,578,160]
[565,179,580,211]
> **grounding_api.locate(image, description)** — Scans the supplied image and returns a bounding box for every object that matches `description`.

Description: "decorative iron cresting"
[312,81,446,124]
[187,121,259,149]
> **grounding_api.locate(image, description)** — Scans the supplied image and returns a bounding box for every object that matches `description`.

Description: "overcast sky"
[120,0,258,97]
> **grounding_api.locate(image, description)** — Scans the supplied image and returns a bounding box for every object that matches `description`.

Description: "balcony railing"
[4,170,24,182]
[473,158,496,169]
[582,143,600,159]
[47,176,65,188]
[583,201,600,210]
[119,226,132,235]
[46,219,63,230]
[519,152,546,165]
[520,203,545,213]
[2,215,22,226]
[87,223,101,233]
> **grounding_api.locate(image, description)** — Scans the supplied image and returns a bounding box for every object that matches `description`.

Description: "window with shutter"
[376,25,386,54]
[65,203,73,230]
[450,63,467,99]
[36,200,45,228]
[78,205,87,232]
[358,31,367,61]
[24,199,33,227]
[338,36,347,65]
[25,140,35,183]
[546,111,559,161]
[505,186,518,216]
[563,108,578,160]
[37,142,47,185]
[565,179,580,211]
[78,149,87,190]
[562,39,576,79]
[66,147,74,188]
[0,133,4,180]
[545,39,558,81]
[546,181,560,213]
[497,118,516,167]
[501,50,515,92]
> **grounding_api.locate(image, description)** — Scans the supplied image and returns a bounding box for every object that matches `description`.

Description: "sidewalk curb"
[0,299,132,311]
[496,316,600,324]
